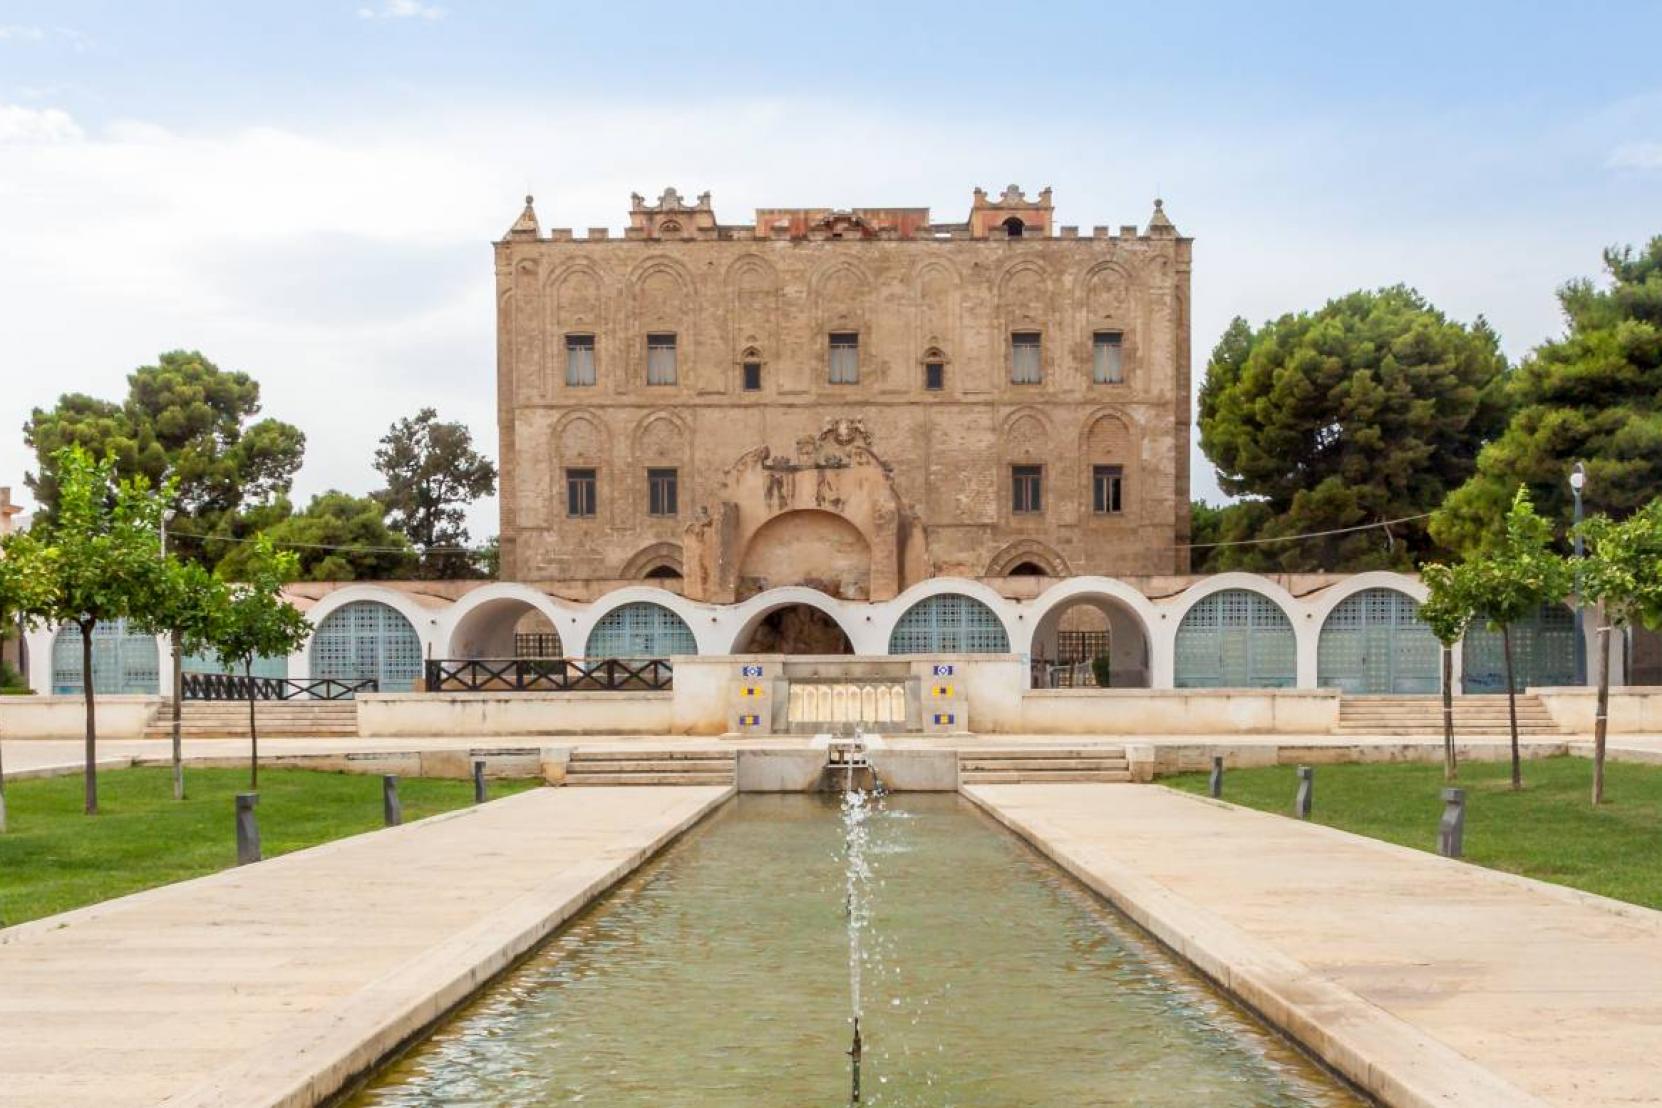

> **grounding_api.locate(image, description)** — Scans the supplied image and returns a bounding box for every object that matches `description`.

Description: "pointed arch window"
[923,348,946,392]
[741,347,763,392]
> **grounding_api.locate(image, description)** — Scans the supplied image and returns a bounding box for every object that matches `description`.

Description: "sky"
[1,0,1659,541]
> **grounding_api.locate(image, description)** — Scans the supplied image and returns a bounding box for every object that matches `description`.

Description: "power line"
[1178,512,1432,550]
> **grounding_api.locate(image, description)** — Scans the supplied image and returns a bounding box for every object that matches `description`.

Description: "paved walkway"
[0,785,731,1108]
[965,783,1662,1108]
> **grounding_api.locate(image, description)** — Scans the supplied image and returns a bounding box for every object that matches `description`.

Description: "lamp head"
[1569,462,1586,492]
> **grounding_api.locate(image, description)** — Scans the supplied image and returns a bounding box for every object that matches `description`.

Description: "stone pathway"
[965,783,1662,1108]
[0,785,730,1107]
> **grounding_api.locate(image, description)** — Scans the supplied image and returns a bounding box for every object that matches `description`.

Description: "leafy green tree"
[24,350,305,567]
[373,408,497,579]
[1419,563,1480,781]
[1577,499,1662,804]
[132,558,229,800]
[212,536,311,789]
[1198,288,1508,571]
[1452,488,1573,790]
[1433,238,1662,552]
[216,491,415,581]
[0,532,57,831]
[25,447,170,814]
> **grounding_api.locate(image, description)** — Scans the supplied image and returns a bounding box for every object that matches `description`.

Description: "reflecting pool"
[351,794,1362,1106]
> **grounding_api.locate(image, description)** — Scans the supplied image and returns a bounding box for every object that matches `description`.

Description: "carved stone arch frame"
[1078,405,1140,523]
[910,258,963,387]
[623,255,698,392]
[1074,258,1138,390]
[998,405,1057,526]
[809,257,875,388]
[920,344,950,392]
[726,253,780,393]
[985,539,1072,577]
[551,408,612,527]
[543,259,611,393]
[620,541,685,581]
[995,257,1053,390]
[631,408,693,524]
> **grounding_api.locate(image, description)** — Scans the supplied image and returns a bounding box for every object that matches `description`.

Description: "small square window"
[742,361,762,391]
[646,333,677,385]
[1093,465,1124,514]
[565,334,596,387]
[925,361,944,391]
[829,333,859,384]
[1011,332,1042,384]
[1093,331,1124,384]
[1012,464,1043,514]
[647,468,678,517]
[566,468,597,518]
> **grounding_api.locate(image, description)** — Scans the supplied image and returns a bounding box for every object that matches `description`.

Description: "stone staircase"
[141,700,360,740]
[958,746,1132,785]
[1336,694,1564,736]
[564,749,737,787]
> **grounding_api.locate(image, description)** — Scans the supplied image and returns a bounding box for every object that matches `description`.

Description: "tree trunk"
[247,660,258,791]
[1502,623,1521,791]
[1593,623,1613,805]
[81,618,98,815]
[171,629,184,801]
[0,725,9,833]
[1442,644,1456,781]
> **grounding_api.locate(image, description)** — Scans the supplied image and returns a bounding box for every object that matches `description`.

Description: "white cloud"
[0,103,82,142]
[1607,141,1662,170]
[0,25,44,40]
[357,1,445,20]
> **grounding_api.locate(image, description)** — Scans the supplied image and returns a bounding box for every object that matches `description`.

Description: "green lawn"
[1165,757,1662,910]
[0,767,540,926]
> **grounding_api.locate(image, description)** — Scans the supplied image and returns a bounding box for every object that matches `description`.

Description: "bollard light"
[473,759,488,804]
[235,793,261,865]
[383,774,402,827]
[1438,787,1466,858]
[1208,755,1224,799]
[1294,766,1313,820]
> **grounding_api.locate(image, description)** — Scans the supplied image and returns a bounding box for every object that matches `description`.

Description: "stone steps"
[142,701,359,739]
[959,747,1130,785]
[564,749,736,787]
[1337,694,1564,736]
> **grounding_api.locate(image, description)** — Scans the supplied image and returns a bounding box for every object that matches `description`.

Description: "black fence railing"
[425,657,674,693]
[182,673,379,701]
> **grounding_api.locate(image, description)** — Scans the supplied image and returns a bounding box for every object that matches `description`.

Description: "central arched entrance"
[737,603,854,654]
[1174,589,1297,688]
[585,601,697,658]
[737,509,872,600]
[1462,602,1577,693]
[1318,587,1439,694]
[888,593,1010,654]
[1031,595,1151,687]
[309,600,423,690]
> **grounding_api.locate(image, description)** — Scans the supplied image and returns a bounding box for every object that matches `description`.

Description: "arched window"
[1318,588,1438,694]
[309,600,423,690]
[923,348,945,391]
[1462,602,1577,693]
[51,618,159,695]
[888,594,1009,654]
[1001,216,1025,238]
[741,347,763,392]
[1009,561,1047,576]
[1174,589,1296,688]
[644,565,683,580]
[586,601,697,658]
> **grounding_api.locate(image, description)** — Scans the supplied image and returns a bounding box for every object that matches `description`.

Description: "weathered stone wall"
[494,188,1192,596]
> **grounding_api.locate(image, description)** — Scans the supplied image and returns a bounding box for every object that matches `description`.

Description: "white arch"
[297,585,442,682]
[1161,573,1311,688]
[1024,576,1161,688]
[875,576,1023,656]
[573,586,723,658]
[725,587,867,654]
[1308,572,1449,694]
[438,582,578,658]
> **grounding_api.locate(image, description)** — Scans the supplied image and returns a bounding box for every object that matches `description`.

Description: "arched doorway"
[1031,595,1151,687]
[1462,602,1577,693]
[449,596,562,659]
[738,604,854,654]
[585,601,697,658]
[309,600,423,690]
[737,509,872,600]
[51,619,159,695]
[1318,588,1439,694]
[888,594,1009,654]
[1174,589,1296,688]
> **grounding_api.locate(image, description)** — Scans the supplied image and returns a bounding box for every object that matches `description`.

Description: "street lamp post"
[1570,462,1587,686]
[161,508,184,800]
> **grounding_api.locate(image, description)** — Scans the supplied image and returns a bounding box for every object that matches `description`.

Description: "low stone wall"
[1019,688,1340,734]
[357,691,675,737]
[1534,687,1662,734]
[0,695,161,739]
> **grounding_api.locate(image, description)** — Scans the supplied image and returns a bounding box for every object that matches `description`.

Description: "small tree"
[0,531,56,831]
[1458,488,1572,790]
[133,558,229,800]
[373,408,497,579]
[1419,562,1478,781]
[211,536,309,789]
[30,447,168,814]
[1577,499,1662,804]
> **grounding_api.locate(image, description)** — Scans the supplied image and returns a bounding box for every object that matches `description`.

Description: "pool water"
[350,794,1363,1106]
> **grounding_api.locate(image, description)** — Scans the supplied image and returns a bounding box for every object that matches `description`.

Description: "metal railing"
[424,657,674,693]
[181,673,379,701]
